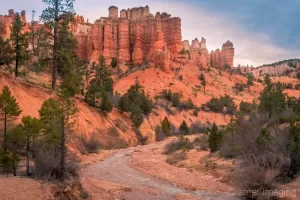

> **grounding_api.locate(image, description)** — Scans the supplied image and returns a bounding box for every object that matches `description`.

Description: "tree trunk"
[26,132,30,176]
[15,35,19,77]
[3,114,7,151]
[52,0,59,90]
[13,150,16,176]
[60,114,65,180]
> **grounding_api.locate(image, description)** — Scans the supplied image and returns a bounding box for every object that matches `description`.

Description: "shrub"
[118,82,152,127]
[208,123,222,153]
[161,117,171,136]
[164,136,193,154]
[130,106,144,128]
[180,98,194,110]
[166,151,187,165]
[190,121,211,134]
[111,57,118,68]
[171,93,181,107]
[179,120,190,135]
[33,147,79,180]
[205,94,237,114]
[232,83,247,93]
[155,125,166,141]
[79,133,102,154]
[239,101,257,114]
[193,135,209,151]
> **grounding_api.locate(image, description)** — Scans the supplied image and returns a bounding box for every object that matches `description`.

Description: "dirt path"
[82,141,239,200]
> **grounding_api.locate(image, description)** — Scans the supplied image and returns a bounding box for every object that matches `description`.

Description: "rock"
[221,40,235,67]
[147,12,171,73]
[209,41,235,68]
[118,19,130,63]
[132,24,144,65]
[109,6,118,19]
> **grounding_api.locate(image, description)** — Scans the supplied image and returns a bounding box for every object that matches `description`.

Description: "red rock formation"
[118,19,130,63]
[70,5,180,72]
[132,24,144,65]
[209,41,235,68]
[147,12,171,73]
[221,40,234,67]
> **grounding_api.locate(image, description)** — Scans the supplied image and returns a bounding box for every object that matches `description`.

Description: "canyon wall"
[72,6,182,72]
[0,6,235,73]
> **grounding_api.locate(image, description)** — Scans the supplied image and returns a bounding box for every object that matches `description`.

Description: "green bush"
[118,82,153,127]
[205,94,237,114]
[164,136,193,154]
[179,120,190,135]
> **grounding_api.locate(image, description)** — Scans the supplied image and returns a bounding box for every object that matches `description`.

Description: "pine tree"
[101,91,113,112]
[287,123,300,178]
[41,0,75,89]
[93,56,113,92]
[161,116,171,136]
[56,87,77,180]
[179,120,189,135]
[208,122,220,153]
[6,125,25,176]
[35,26,52,73]
[199,73,206,93]
[0,37,13,66]
[39,98,61,154]
[259,83,286,118]
[111,57,118,68]
[20,116,42,176]
[10,12,30,77]
[131,106,143,127]
[119,94,131,113]
[0,86,22,150]
[57,19,81,96]
[263,74,272,86]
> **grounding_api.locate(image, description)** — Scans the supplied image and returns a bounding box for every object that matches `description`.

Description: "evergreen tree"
[0,37,13,66]
[111,57,118,68]
[130,106,143,128]
[41,0,75,89]
[199,73,206,93]
[56,87,77,180]
[39,98,61,153]
[208,122,221,153]
[85,79,102,107]
[263,74,272,86]
[247,73,254,91]
[0,86,22,150]
[56,19,81,96]
[161,116,171,136]
[10,12,30,77]
[286,123,300,178]
[100,91,113,112]
[93,56,113,92]
[35,26,52,73]
[119,94,131,113]
[118,82,152,127]
[6,125,25,176]
[171,93,181,107]
[259,83,286,118]
[179,120,189,135]
[20,116,42,176]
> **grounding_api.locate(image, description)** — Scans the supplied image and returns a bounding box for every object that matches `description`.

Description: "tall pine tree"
[0,86,22,150]
[41,0,75,89]
[10,12,30,77]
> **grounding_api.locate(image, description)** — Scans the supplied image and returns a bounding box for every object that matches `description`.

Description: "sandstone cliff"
[70,6,182,73]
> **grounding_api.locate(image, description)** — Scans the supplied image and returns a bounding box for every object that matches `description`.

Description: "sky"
[0,0,299,67]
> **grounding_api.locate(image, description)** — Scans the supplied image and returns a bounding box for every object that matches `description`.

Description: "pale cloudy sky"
[0,0,299,67]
